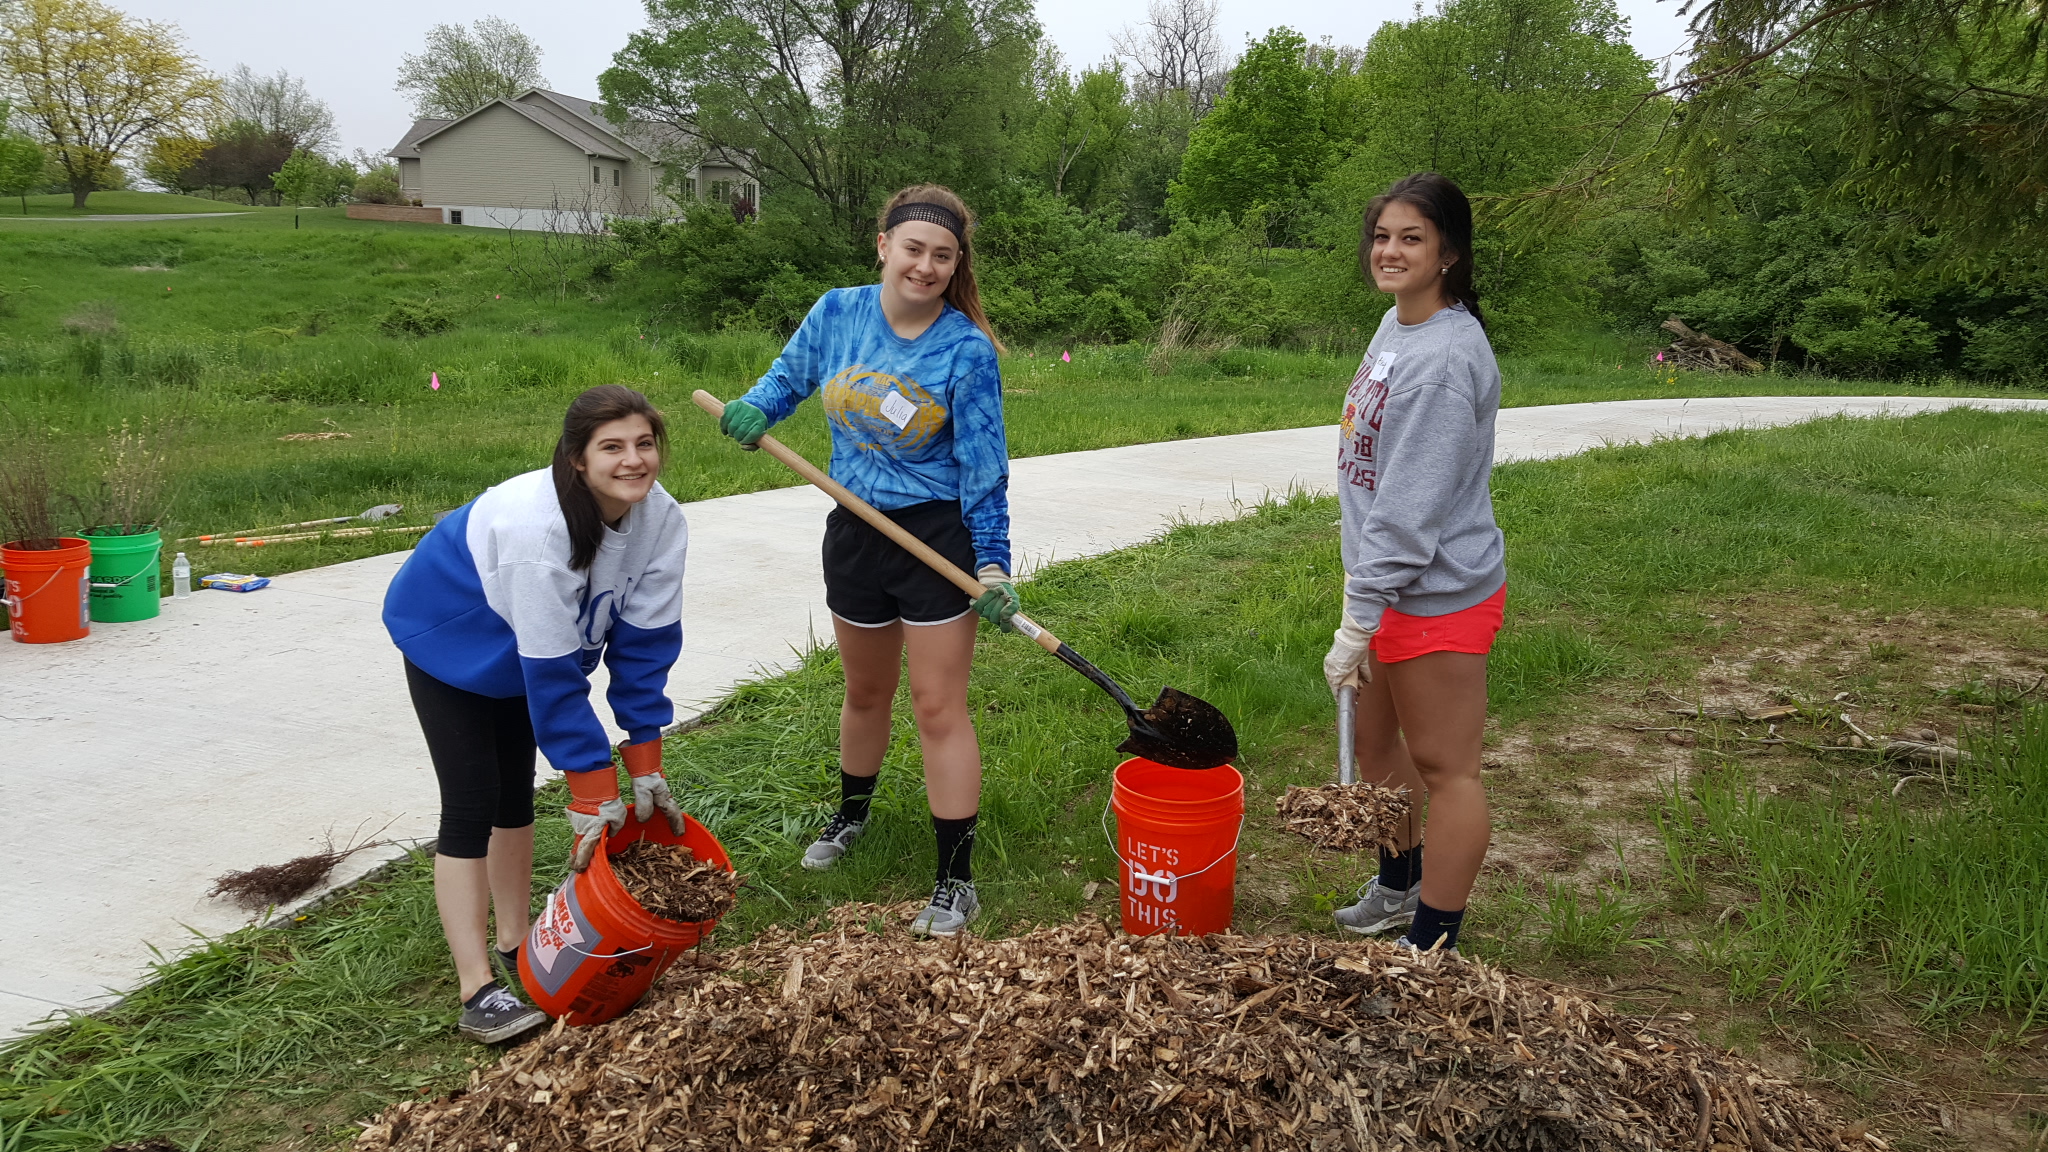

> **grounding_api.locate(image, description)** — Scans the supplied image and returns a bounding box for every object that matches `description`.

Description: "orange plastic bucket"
[520,810,733,1027]
[3,538,92,644]
[1109,757,1244,937]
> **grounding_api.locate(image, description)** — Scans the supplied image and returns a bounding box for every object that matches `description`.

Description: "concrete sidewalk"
[3,394,2041,1037]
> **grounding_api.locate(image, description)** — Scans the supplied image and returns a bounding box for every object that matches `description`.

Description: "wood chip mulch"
[1275,783,1412,853]
[356,906,1856,1151]
[609,841,742,924]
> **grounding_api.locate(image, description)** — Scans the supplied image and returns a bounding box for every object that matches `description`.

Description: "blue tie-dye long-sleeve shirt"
[736,284,1012,573]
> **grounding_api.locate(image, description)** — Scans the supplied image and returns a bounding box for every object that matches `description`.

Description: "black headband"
[884,201,967,245]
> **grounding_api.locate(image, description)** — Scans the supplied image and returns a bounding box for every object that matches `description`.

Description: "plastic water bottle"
[172,552,191,599]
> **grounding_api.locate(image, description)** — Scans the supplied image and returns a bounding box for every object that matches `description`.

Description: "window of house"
[709,179,734,203]
[593,165,601,184]
[449,210,463,225]
[612,168,620,187]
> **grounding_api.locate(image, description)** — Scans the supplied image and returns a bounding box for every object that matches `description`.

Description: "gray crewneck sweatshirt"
[1338,303,1506,630]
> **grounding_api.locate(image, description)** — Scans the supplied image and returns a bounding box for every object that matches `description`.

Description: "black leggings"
[404,658,537,859]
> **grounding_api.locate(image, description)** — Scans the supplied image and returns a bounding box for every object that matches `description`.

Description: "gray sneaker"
[458,981,548,1044]
[1395,934,1459,956]
[1334,877,1420,935]
[909,879,979,937]
[801,814,866,871]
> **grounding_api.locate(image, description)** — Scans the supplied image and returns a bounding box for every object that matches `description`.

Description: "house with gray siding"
[385,89,755,230]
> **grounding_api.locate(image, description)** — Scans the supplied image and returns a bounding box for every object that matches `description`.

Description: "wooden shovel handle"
[692,390,1062,654]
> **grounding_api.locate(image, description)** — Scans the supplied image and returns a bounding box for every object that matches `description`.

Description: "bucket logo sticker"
[529,882,597,996]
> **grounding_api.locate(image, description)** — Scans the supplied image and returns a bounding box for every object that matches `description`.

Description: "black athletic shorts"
[823,499,976,627]
[403,657,537,858]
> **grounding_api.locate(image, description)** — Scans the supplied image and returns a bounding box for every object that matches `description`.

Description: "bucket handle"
[90,544,162,590]
[1101,795,1246,900]
[4,564,72,611]
[561,938,654,960]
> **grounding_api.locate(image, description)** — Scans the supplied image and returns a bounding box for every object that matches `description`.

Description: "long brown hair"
[551,385,669,571]
[876,183,1005,352]
[1360,172,1487,331]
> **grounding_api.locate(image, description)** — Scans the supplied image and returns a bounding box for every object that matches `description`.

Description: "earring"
[1439,266,1448,274]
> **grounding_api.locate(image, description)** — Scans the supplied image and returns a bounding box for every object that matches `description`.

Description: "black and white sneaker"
[801,814,866,871]
[458,981,549,1044]
[910,879,980,937]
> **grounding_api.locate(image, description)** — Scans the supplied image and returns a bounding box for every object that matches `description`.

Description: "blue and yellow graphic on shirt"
[823,366,948,452]
[735,284,1012,572]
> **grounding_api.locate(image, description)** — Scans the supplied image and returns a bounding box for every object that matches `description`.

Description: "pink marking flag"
[1061,350,1071,362]
[431,372,441,391]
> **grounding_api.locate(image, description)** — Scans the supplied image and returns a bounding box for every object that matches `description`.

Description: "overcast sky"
[133,0,1694,161]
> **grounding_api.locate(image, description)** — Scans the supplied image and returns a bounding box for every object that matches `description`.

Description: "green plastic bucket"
[84,527,162,622]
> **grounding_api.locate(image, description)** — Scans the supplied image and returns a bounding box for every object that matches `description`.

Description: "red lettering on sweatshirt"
[1339,361,1388,491]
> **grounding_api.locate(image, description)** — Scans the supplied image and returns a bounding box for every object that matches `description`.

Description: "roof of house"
[395,90,687,165]
[387,118,453,159]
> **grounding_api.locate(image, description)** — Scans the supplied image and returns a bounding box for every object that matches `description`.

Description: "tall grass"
[1663,705,2048,1023]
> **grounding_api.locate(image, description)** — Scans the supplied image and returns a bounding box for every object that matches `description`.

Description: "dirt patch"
[1274,782,1410,852]
[357,907,1855,1151]
[608,841,740,924]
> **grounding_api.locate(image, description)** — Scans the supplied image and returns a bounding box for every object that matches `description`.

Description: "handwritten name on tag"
[879,388,917,430]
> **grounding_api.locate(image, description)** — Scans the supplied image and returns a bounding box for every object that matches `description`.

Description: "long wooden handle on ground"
[691,390,1064,655]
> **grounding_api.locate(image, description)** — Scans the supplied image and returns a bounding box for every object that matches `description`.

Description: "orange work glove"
[565,767,626,872]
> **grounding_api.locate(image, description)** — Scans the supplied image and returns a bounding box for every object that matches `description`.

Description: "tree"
[396,18,547,119]
[0,128,44,213]
[0,0,218,207]
[222,64,336,154]
[1112,0,1227,111]
[1027,49,1132,209]
[1119,87,1196,233]
[271,148,325,206]
[1169,28,1330,222]
[186,120,292,204]
[1659,0,2048,255]
[140,133,205,192]
[601,0,1038,245]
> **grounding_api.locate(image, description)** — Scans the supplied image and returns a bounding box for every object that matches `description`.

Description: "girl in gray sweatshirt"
[1324,173,1506,955]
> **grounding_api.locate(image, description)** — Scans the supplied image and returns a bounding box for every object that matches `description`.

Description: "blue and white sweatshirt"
[382,468,689,775]
[736,284,1012,573]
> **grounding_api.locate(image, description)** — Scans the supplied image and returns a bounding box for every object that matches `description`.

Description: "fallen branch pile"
[358,908,1856,1151]
[1275,783,1411,853]
[1660,317,1765,373]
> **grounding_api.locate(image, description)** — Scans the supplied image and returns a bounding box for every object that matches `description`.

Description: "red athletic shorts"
[1369,583,1506,663]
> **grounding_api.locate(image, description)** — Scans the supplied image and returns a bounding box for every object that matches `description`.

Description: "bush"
[1790,288,1937,376]
[353,172,404,205]
[379,297,454,337]
[1961,307,2048,383]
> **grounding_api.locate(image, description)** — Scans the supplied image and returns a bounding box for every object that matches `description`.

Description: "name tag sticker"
[879,388,917,430]
[1368,351,1400,383]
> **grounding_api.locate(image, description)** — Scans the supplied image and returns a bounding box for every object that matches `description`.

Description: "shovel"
[179,503,404,545]
[693,390,1238,771]
[1336,683,1358,785]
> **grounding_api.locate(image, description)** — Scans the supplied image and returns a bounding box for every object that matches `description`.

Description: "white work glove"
[631,773,687,834]
[566,798,628,871]
[1322,612,1376,694]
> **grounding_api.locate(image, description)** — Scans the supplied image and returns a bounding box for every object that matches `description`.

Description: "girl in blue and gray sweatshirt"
[716,184,1016,939]
[1323,174,1508,954]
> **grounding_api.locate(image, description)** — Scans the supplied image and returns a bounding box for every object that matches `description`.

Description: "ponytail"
[877,183,1006,353]
[1360,172,1487,330]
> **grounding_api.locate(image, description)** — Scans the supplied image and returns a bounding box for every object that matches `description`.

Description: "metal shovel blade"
[1115,686,1239,771]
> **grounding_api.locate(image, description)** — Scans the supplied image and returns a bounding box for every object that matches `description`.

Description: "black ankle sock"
[1378,842,1423,892]
[1408,899,1465,951]
[839,770,878,823]
[463,980,504,1009]
[933,814,978,882]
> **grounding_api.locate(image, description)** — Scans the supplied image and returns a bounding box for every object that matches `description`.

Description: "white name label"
[1367,350,1400,383]
[879,389,917,430]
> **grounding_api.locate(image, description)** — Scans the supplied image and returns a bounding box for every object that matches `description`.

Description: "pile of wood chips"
[1274,783,1411,853]
[357,907,1856,1152]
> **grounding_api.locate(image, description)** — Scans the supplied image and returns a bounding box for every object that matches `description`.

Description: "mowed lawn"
[4,408,2044,1150]
[4,204,2040,588]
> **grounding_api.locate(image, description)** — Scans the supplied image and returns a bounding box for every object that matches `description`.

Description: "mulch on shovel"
[608,841,741,924]
[356,906,1855,1151]
[1275,783,1412,853]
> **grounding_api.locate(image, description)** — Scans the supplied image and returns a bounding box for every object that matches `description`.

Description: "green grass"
[0,191,259,217]
[4,209,2040,587]
[5,407,2043,1150]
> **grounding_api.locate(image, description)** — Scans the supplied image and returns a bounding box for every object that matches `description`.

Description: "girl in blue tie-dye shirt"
[718,184,1014,937]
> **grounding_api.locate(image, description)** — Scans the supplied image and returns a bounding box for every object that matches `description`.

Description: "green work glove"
[973,563,1020,631]
[719,400,769,450]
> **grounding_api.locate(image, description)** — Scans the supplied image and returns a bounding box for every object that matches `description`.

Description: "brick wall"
[346,204,445,225]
